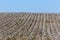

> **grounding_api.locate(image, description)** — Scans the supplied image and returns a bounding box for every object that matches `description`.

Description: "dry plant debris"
[0,13,60,40]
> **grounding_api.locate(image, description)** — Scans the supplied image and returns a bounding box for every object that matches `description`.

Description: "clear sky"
[0,0,60,13]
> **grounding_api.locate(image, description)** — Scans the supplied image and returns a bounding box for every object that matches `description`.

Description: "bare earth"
[0,13,60,40]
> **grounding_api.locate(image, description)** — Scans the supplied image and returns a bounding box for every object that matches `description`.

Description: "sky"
[0,0,60,13]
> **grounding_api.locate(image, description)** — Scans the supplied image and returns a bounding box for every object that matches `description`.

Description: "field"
[0,13,60,40]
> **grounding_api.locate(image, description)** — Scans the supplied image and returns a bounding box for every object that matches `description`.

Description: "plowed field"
[0,13,60,40]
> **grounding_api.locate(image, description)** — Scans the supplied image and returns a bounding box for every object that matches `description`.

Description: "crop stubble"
[0,13,60,40]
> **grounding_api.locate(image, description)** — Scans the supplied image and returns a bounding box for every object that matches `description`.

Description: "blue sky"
[0,0,60,13]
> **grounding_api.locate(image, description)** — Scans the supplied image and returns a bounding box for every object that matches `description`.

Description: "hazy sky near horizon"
[0,0,60,13]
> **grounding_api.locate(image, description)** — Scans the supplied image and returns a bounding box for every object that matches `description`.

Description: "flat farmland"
[0,13,60,40]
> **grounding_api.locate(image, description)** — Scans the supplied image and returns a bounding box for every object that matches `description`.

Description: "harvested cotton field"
[0,13,60,40]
